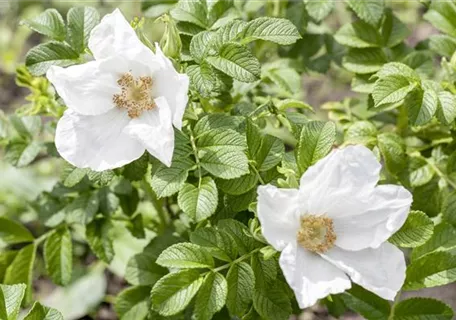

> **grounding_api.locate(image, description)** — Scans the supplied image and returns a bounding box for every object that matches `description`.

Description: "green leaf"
[197,129,247,152]
[393,298,453,320]
[4,244,36,304]
[340,284,390,320]
[64,192,99,224]
[304,0,334,21]
[20,9,66,40]
[122,153,149,181]
[194,114,243,137]
[187,63,217,96]
[377,132,406,175]
[253,285,291,320]
[372,75,416,108]
[115,286,150,320]
[389,210,433,248]
[44,227,72,286]
[344,121,378,147]
[217,171,258,196]
[381,10,409,47]
[125,253,167,286]
[150,269,203,316]
[0,284,26,320]
[190,228,238,262]
[343,48,387,74]
[171,0,208,28]
[85,218,114,263]
[412,223,456,260]
[218,219,259,255]
[405,89,438,126]
[194,272,228,320]
[23,301,64,320]
[443,191,456,225]
[405,157,434,188]
[200,148,249,179]
[346,0,384,25]
[212,20,247,50]
[156,243,214,269]
[0,217,34,245]
[5,141,41,167]
[374,62,420,81]
[424,1,456,37]
[190,31,215,63]
[61,165,88,187]
[240,17,301,45]
[251,253,277,290]
[151,159,194,198]
[429,35,456,57]
[66,7,100,53]
[25,41,80,76]
[405,251,456,290]
[436,91,456,125]
[206,43,261,82]
[178,177,218,222]
[226,262,255,317]
[296,121,336,174]
[335,21,381,48]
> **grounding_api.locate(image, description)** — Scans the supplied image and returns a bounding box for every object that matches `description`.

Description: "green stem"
[388,291,402,320]
[425,158,456,190]
[250,163,265,185]
[142,180,169,231]
[187,125,203,188]
[211,248,262,274]
[34,230,54,246]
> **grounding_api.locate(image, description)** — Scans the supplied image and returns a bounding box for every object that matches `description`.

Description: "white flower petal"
[322,242,406,301]
[55,109,144,171]
[47,58,125,116]
[89,8,154,62]
[334,184,412,250]
[123,96,174,167]
[257,185,300,251]
[299,145,381,217]
[280,243,351,309]
[152,44,189,129]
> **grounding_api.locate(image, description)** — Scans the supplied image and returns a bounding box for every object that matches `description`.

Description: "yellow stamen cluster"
[113,73,156,118]
[297,215,336,253]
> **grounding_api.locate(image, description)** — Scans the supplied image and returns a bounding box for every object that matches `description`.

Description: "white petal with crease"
[55,109,144,171]
[280,243,351,308]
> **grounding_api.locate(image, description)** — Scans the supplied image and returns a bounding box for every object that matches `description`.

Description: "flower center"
[296,215,336,253]
[112,72,156,118]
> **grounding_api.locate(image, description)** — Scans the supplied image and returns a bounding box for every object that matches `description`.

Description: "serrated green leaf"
[372,75,416,108]
[171,0,208,28]
[377,132,406,175]
[125,252,167,286]
[296,121,336,174]
[251,253,277,290]
[389,210,433,248]
[405,251,456,290]
[23,301,64,320]
[194,272,228,320]
[200,148,249,179]
[44,227,72,286]
[424,1,456,38]
[218,219,259,255]
[394,297,453,320]
[374,62,420,81]
[345,121,378,147]
[206,43,261,82]
[335,21,381,48]
[25,41,79,76]
[115,286,150,320]
[405,89,438,126]
[213,20,247,50]
[217,170,258,196]
[178,177,218,222]
[64,192,99,224]
[151,158,194,198]
[85,218,114,263]
[340,284,390,320]
[4,244,36,304]
[190,228,238,262]
[429,35,456,57]
[436,91,456,125]
[0,218,34,245]
[61,165,88,188]
[404,156,434,188]
[194,114,243,137]
[157,243,214,269]
[253,284,291,320]
[21,9,66,40]
[122,153,149,181]
[381,10,409,47]
[304,0,334,22]
[443,191,456,225]
[5,141,41,167]
[226,262,255,317]
[197,128,247,152]
[190,31,215,63]
[240,17,301,45]
[343,48,387,74]
[66,7,100,53]
[187,63,217,96]
[412,223,456,260]
[150,269,203,316]
[346,0,384,25]
[0,284,26,320]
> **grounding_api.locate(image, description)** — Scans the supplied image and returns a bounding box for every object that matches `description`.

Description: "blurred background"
[0,1,449,319]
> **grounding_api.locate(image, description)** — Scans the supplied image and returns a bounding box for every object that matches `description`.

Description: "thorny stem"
[187,125,203,188]
[142,179,169,232]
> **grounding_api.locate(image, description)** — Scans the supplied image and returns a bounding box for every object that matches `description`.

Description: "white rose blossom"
[257,145,412,308]
[47,9,189,171]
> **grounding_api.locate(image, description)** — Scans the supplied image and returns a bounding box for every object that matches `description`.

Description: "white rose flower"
[47,9,189,171]
[257,145,412,308]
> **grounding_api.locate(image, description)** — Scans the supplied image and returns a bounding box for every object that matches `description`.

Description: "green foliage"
[389,211,434,248]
